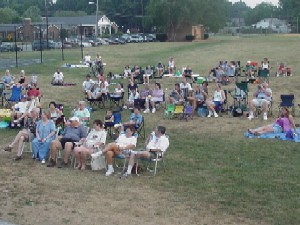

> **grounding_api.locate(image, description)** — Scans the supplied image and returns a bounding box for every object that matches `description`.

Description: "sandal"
[3,146,13,152]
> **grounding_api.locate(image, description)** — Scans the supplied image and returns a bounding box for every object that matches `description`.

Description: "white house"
[253,18,291,33]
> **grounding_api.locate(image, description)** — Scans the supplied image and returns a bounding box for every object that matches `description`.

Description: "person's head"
[263,58,268,62]
[247,60,251,65]
[49,101,56,109]
[175,83,180,91]
[31,108,39,117]
[133,107,140,115]
[78,101,85,110]
[202,81,208,88]
[169,57,173,61]
[86,75,91,81]
[117,83,123,89]
[20,70,25,76]
[147,65,151,69]
[129,79,134,84]
[5,69,10,76]
[216,83,222,90]
[125,126,135,137]
[93,119,103,129]
[155,83,161,90]
[41,109,51,120]
[280,107,290,117]
[106,109,112,116]
[21,95,27,101]
[182,77,187,84]
[155,126,166,136]
[69,117,80,127]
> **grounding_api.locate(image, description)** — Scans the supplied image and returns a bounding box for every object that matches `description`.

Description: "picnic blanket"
[244,128,300,143]
[61,64,88,68]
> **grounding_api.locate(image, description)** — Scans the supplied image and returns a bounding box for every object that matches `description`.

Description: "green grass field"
[1,35,300,225]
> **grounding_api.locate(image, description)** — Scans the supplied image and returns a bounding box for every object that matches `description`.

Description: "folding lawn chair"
[278,94,295,116]
[258,69,269,84]
[173,105,184,118]
[229,82,249,112]
[164,104,175,119]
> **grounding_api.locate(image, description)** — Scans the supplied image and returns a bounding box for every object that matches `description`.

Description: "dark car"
[9,45,23,52]
[32,40,55,51]
[0,46,10,52]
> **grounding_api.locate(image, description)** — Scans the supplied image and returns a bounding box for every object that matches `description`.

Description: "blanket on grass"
[244,128,300,142]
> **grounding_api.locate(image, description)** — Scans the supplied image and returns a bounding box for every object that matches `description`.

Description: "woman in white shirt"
[168,57,175,74]
[205,83,226,118]
[74,120,107,170]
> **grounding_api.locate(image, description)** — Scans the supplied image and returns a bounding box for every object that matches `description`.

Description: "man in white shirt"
[122,126,169,177]
[179,77,193,100]
[82,75,95,93]
[52,68,64,85]
[248,82,272,121]
[10,95,33,127]
[84,53,92,66]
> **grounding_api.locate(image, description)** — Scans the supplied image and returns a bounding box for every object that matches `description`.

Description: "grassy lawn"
[0,35,300,225]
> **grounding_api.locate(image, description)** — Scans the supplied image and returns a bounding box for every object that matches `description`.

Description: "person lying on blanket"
[248,107,296,135]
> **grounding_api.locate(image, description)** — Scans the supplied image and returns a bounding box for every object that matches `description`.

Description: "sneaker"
[58,161,68,168]
[143,108,150,113]
[3,146,13,152]
[105,168,114,176]
[207,114,212,118]
[120,172,131,179]
[47,159,56,167]
[123,105,128,109]
[214,113,219,118]
[152,108,156,113]
[41,159,46,164]
[263,113,268,121]
[14,156,22,161]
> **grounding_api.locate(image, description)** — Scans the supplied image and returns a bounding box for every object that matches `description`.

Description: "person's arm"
[44,122,56,141]
[35,122,41,141]
[221,90,226,103]
[288,115,297,132]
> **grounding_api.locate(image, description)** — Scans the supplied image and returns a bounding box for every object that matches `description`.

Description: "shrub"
[185,35,195,41]
[156,33,168,42]
[204,33,209,40]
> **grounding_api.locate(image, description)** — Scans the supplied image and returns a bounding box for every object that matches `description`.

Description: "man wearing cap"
[47,117,87,168]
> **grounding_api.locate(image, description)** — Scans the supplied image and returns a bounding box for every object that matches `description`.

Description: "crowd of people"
[0,55,296,177]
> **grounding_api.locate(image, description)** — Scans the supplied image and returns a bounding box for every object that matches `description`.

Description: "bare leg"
[74,147,82,169]
[49,140,61,160]
[63,142,73,164]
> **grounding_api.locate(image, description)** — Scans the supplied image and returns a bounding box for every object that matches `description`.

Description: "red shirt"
[27,89,41,98]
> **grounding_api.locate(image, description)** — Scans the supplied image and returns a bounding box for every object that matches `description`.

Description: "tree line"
[0,0,299,33]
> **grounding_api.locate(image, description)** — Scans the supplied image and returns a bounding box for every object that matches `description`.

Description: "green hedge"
[156,33,168,42]
[185,35,195,41]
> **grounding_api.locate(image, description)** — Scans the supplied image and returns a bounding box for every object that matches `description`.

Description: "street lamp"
[45,0,49,48]
[89,0,99,37]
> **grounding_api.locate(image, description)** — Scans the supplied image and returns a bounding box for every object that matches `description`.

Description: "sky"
[230,0,279,8]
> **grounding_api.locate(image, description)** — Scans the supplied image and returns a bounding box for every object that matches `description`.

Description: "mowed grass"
[1,35,300,225]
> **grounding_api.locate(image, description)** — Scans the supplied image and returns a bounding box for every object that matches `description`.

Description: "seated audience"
[2,69,15,88]
[111,83,124,98]
[84,53,92,66]
[52,68,64,85]
[122,126,169,177]
[131,65,141,81]
[74,119,107,170]
[18,70,26,87]
[205,83,226,118]
[144,83,164,113]
[183,66,193,79]
[32,110,56,164]
[248,82,272,121]
[180,77,193,100]
[10,95,35,127]
[261,58,270,70]
[245,61,254,77]
[82,75,95,94]
[156,62,164,77]
[104,109,114,128]
[122,107,143,131]
[73,101,90,125]
[127,79,138,96]
[98,126,137,176]
[143,65,153,84]
[123,65,132,78]
[168,57,175,74]
[27,84,42,99]
[49,101,63,121]
[3,108,40,160]
[188,83,207,112]
[248,107,296,135]
[168,83,184,105]
[47,117,87,168]
[124,89,139,109]
[87,82,107,100]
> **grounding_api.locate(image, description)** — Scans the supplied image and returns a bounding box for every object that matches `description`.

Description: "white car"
[80,42,92,47]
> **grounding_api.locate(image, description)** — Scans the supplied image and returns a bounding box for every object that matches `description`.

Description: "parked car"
[121,34,132,43]
[79,42,92,47]
[1,42,22,51]
[54,41,62,49]
[130,35,140,43]
[115,38,126,45]
[32,40,55,51]
[0,46,10,52]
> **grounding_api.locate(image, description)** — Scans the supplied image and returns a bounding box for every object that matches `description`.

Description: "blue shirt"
[130,113,143,126]
[2,75,13,84]
[36,120,56,139]
[63,125,87,141]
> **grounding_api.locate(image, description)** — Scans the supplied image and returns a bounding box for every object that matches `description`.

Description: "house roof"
[47,15,99,26]
[0,24,21,32]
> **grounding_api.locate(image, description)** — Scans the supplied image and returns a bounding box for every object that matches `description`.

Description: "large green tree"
[0,7,21,23]
[23,6,42,22]
[145,0,227,39]
[244,2,278,25]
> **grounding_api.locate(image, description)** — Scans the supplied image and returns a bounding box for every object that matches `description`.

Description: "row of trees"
[0,0,299,33]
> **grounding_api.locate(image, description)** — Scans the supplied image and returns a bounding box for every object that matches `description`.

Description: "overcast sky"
[230,0,279,8]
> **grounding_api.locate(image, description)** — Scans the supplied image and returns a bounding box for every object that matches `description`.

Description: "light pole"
[45,0,49,48]
[297,16,299,34]
[89,0,99,37]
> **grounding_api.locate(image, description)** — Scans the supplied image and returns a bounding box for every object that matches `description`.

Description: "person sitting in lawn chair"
[168,83,184,105]
[2,69,15,88]
[124,88,139,109]
[72,101,91,126]
[121,125,169,178]
[82,75,95,94]
[205,83,226,118]
[144,83,164,114]
[47,117,87,168]
[3,108,40,160]
[52,68,64,85]
[74,119,107,170]
[96,126,137,176]
[10,95,35,128]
